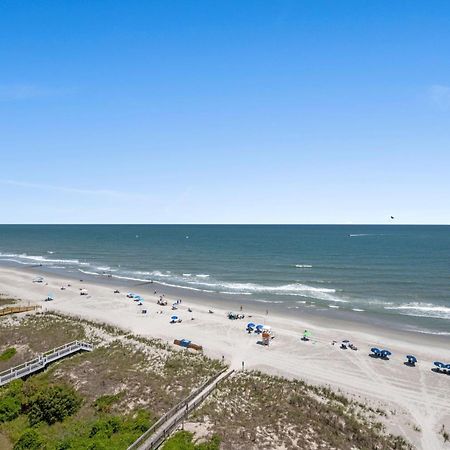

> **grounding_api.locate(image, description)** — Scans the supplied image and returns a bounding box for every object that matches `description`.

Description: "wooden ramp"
[128,368,234,450]
[0,340,94,386]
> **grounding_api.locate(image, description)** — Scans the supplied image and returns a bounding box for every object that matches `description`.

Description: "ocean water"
[0,225,449,335]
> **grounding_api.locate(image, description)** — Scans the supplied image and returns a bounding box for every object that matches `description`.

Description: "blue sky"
[1,1,449,224]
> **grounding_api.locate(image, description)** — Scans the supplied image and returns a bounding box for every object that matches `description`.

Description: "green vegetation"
[162,431,220,450]
[28,385,82,426]
[93,393,124,414]
[13,428,42,450]
[0,311,225,449]
[192,370,412,450]
[0,348,17,361]
[0,365,152,449]
[0,396,21,423]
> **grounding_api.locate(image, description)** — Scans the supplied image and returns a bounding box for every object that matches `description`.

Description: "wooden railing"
[127,368,234,450]
[0,340,93,386]
[0,305,41,317]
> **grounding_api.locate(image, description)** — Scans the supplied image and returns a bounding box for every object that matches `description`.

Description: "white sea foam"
[295,264,313,268]
[352,308,365,312]
[0,252,89,266]
[384,303,450,320]
[253,299,284,304]
[0,258,31,265]
[96,266,111,271]
[196,274,210,278]
[182,273,192,277]
[219,291,252,295]
[329,305,340,309]
[78,269,101,276]
[415,330,450,336]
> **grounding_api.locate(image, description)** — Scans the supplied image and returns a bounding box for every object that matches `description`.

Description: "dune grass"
[191,370,412,450]
[0,348,16,362]
[0,311,225,449]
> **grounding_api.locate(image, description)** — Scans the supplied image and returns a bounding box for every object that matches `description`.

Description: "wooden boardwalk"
[0,305,41,317]
[128,368,234,450]
[0,340,94,386]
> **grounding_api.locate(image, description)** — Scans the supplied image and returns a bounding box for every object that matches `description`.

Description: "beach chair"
[405,355,417,366]
[433,362,446,373]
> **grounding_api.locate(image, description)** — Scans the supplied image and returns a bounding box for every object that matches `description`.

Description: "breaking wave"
[384,303,450,320]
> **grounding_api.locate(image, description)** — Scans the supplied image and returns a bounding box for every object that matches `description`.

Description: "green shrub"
[0,395,21,422]
[53,411,152,450]
[162,431,221,450]
[90,416,122,438]
[0,347,17,361]
[13,428,43,450]
[28,385,82,426]
[93,393,123,413]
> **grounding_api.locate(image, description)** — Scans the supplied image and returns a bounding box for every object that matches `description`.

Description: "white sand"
[1,266,449,449]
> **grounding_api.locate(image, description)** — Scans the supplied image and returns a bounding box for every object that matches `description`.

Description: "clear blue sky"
[1,1,449,224]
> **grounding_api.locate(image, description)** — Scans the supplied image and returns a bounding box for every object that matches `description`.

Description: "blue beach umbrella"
[247,322,256,329]
[256,324,264,330]
[370,347,381,354]
[171,315,178,321]
[446,364,450,370]
[434,361,445,368]
[406,355,417,364]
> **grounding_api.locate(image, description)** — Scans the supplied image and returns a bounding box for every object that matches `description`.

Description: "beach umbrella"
[256,324,264,330]
[370,347,381,354]
[381,350,392,357]
[303,330,312,338]
[171,315,178,321]
[434,361,445,368]
[247,322,255,328]
[342,339,350,343]
[446,364,450,370]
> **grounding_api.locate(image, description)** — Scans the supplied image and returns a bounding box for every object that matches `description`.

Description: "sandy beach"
[1,265,449,449]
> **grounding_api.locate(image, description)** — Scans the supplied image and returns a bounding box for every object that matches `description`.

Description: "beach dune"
[0,266,449,449]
